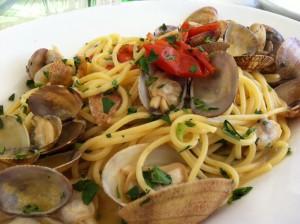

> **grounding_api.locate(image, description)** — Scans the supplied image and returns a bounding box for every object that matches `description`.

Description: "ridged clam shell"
[234,55,274,71]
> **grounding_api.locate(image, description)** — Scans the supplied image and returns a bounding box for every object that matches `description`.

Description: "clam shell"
[198,42,230,54]
[190,51,239,117]
[224,22,258,56]
[28,85,83,121]
[185,7,218,25]
[102,144,186,206]
[234,55,274,72]
[0,165,72,216]
[119,178,233,224]
[264,24,284,56]
[154,25,177,37]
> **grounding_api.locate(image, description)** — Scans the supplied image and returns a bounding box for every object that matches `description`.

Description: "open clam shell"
[102,144,187,206]
[264,24,284,56]
[198,42,230,54]
[0,115,38,165]
[190,51,239,117]
[234,55,274,72]
[276,37,300,80]
[185,6,218,25]
[154,25,177,37]
[224,22,258,56]
[0,165,72,216]
[275,78,300,117]
[28,85,83,121]
[138,71,187,115]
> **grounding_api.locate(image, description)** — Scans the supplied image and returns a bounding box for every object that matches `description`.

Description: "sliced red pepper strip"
[188,22,220,38]
[180,22,190,42]
[191,49,215,74]
[117,44,134,62]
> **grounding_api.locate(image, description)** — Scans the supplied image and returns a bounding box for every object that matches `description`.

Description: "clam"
[198,42,230,54]
[28,85,83,121]
[30,116,62,152]
[0,165,72,216]
[189,30,220,47]
[264,24,284,56]
[249,23,266,52]
[190,51,239,117]
[138,71,187,115]
[119,178,233,224]
[154,25,177,37]
[275,78,300,117]
[0,115,38,165]
[26,48,62,80]
[234,55,274,72]
[276,38,300,80]
[224,22,258,56]
[185,6,218,25]
[33,60,74,87]
[102,144,189,206]
[35,149,81,173]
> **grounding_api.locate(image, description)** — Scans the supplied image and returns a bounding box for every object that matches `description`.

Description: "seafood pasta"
[0,6,299,224]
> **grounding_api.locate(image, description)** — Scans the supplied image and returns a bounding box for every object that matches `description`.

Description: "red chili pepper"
[144,41,204,78]
[188,22,220,39]
[117,44,134,62]
[191,49,215,74]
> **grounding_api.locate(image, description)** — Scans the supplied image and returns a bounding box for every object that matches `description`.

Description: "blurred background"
[0,0,298,30]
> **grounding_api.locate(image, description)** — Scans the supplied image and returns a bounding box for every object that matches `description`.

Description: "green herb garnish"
[159,23,168,32]
[15,152,27,160]
[22,204,40,214]
[179,145,192,153]
[143,166,172,187]
[166,35,177,45]
[0,105,3,115]
[126,185,144,201]
[62,58,68,64]
[198,46,205,52]
[0,118,3,129]
[43,71,49,80]
[127,107,137,114]
[102,97,115,114]
[185,119,195,127]
[157,84,166,89]
[137,50,158,73]
[0,145,6,155]
[220,168,230,179]
[112,80,119,90]
[8,93,15,101]
[223,120,255,140]
[204,36,213,43]
[26,80,35,89]
[228,186,253,204]
[148,49,158,63]
[15,115,22,124]
[176,122,187,141]
[145,76,158,86]
[161,114,171,125]
[73,56,81,71]
[254,109,262,114]
[193,98,218,112]
[106,133,112,138]
[287,147,292,155]
[73,179,100,205]
[189,65,198,73]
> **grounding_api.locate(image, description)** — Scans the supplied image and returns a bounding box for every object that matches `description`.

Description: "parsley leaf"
[204,36,213,43]
[0,145,6,155]
[112,80,119,90]
[43,71,49,80]
[166,35,177,45]
[254,109,262,114]
[106,133,112,138]
[73,56,81,71]
[102,97,115,114]
[287,147,292,155]
[126,185,144,201]
[161,114,171,125]
[143,166,172,188]
[145,76,158,87]
[73,179,100,205]
[0,105,3,115]
[159,23,167,32]
[189,65,198,73]
[138,56,149,73]
[148,49,158,63]
[8,93,15,101]
[243,127,256,138]
[193,98,218,112]
[127,107,137,114]
[176,122,187,141]
[0,118,3,129]
[22,204,40,214]
[220,168,230,179]
[185,120,195,127]
[15,115,22,124]
[223,120,243,140]
[228,186,253,204]
[26,80,36,89]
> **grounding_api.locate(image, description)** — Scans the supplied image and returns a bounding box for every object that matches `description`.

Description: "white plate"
[259,0,300,21]
[0,0,300,223]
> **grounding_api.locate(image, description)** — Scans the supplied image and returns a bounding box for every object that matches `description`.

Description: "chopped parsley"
[112,80,119,90]
[138,50,158,73]
[179,145,192,153]
[106,133,112,138]
[262,120,268,126]
[159,23,168,32]
[15,152,27,160]
[185,119,195,127]
[145,76,158,87]
[74,143,83,150]
[254,109,262,114]
[166,35,177,45]
[267,85,273,92]
[102,97,115,114]
[8,93,15,101]
[143,166,172,188]
[62,58,68,64]
[139,38,145,42]
[74,79,82,88]
[193,98,218,112]
[15,115,22,124]
[0,118,3,129]
[148,49,158,63]
[116,186,120,199]
[22,204,40,214]
[223,120,255,140]
[0,145,6,155]
[73,179,100,205]
[126,185,144,201]
[176,122,187,141]
[204,36,213,43]
[161,114,171,125]
[219,168,230,179]
[228,186,253,204]
[0,105,3,115]
[26,79,36,89]
[198,46,205,52]
[127,107,137,114]
[22,105,28,114]
[287,147,292,155]
[73,56,81,71]
[43,71,50,80]
[189,65,198,73]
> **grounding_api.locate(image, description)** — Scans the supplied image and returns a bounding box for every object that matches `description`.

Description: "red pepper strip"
[117,44,134,62]
[144,41,203,78]
[180,22,190,42]
[191,49,215,74]
[188,22,220,38]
